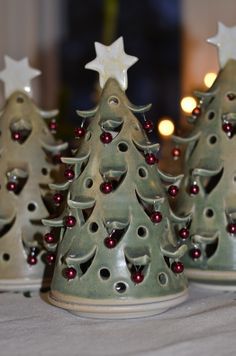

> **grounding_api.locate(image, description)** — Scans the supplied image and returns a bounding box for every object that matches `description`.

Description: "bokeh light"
[204,72,217,88]
[158,118,175,136]
[180,96,197,114]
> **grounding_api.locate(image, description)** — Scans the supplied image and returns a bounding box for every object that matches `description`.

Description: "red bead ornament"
[52,153,62,164]
[171,261,184,274]
[6,181,17,192]
[53,192,63,205]
[222,122,233,134]
[100,132,113,144]
[189,184,199,195]
[45,252,56,265]
[227,93,236,100]
[178,228,190,240]
[131,271,144,284]
[143,120,154,133]
[192,107,201,117]
[64,267,77,280]
[65,215,76,228]
[168,185,179,197]
[27,255,37,266]
[150,211,162,223]
[75,127,86,138]
[44,232,56,244]
[100,181,113,194]
[190,248,201,259]
[64,168,75,181]
[172,147,181,159]
[104,236,117,248]
[227,223,236,234]
[49,119,57,132]
[12,131,21,141]
[145,153,157,165]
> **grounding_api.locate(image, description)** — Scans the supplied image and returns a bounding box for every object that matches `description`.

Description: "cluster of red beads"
[64,267,77,280]
[43,232,56,244]
[49,119,57,132]
[27,247,39,266]
[171,261,184,274]
[12,131,22,141]
[192,107,201,118]
[168,185,179,197]
[172,147,181,159]
[64,168,75,181]
[143,120,154,133]
[100,181,113,194]
[190,248,201,260]
[100,132,113,144]
[189,184,199,195]
[53,192,63,205]
[150,211,162,223]
[227,223,236,234]
[222,122,233,135]
[75,127,86,138]
[45,252,56,265]
[145,153,158,165]
[104,236,117,248]
[64,215,76,228]
[178,227,190,240]
[131,271,144,284]
[6,181,17,192]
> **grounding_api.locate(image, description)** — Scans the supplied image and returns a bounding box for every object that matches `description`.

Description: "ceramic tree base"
[186,269,236,291]
[48,289,188,319]
[0,277,51,292]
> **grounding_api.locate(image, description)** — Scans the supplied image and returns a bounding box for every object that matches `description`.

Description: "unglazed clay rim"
[186,268,236,290]
[0,277,51,291]
[48,289,188,319]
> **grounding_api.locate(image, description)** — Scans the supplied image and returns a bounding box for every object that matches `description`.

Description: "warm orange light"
[204,72,217,88]
[180,96,197,114]
[158,118,175,136]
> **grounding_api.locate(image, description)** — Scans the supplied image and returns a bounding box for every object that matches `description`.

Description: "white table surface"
[0,284,236,356]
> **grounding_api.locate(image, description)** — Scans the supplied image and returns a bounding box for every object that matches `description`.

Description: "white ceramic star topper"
[85,37,138,91]
[0,56,41,98]
[207,22,236,68]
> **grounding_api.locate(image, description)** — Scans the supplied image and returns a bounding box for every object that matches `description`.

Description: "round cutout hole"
[158,273,168,286]
[28,203,37,211]
[3,253,10,261]
[89,222,99,233]
[41,168,48,175]
[205,208,214,218]
[138,167,148,178]
[137,226,148,238]
[85,178,93,188]
[208,135,217,145]
[118,142,128,152]
[208,111,215,120]
[115,282,127,293]
[108,96,119,105]
[16,96,24,103]
[99,268,110,280]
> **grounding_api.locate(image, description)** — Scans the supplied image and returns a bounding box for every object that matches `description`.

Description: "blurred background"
[0,0,236,154]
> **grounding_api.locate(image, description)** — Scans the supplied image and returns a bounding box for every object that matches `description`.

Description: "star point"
[85,36,138,91]
[0,56,41,98]
[207,22,236,67]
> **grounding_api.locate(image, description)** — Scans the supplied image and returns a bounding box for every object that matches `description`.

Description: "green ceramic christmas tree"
[0,56,67,292]
[44,37,188,318]
[173,23,236,289]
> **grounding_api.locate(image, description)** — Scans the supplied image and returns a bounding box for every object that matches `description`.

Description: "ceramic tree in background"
[173,23,236,289]
[44,37,188,319]
[0,56,68,292]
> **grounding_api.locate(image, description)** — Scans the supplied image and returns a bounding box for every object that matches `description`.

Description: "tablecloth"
[0,284,236,356]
